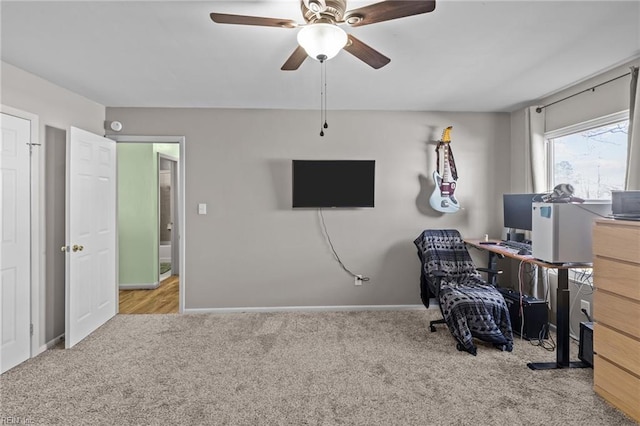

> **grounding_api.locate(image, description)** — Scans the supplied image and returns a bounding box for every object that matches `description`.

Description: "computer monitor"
[503,193,543,231]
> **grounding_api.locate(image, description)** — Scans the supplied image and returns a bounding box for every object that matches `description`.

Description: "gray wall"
[106,108,511,310]
[1,62,106,137]
[542,60,637,133]
[509,58,639,190]
[44,126,66,342]
[509,58,639,337]
[542,59,639,338]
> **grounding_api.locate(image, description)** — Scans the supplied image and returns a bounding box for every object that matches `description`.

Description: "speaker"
[579,322,594,367]
[497,288,549,340]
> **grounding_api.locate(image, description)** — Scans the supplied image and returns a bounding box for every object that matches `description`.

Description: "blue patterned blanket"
[414,229,513,354]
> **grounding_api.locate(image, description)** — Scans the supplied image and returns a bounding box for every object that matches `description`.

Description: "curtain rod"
[535,69,634,113]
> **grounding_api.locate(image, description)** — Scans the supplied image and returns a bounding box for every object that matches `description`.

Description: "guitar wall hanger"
[429,126,461,213]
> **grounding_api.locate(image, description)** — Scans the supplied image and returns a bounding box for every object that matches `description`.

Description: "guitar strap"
[435,142,458,180]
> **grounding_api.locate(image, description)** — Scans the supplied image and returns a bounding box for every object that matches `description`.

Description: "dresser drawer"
[594,355,640,422]
[594,257,640,302]
[594,323,640,376]
[593,221,640,263]
[594,290,640,338]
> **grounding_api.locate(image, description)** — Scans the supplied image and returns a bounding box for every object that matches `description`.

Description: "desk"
[465,239,592,370]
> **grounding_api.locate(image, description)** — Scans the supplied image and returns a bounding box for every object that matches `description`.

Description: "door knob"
[60,245,68,252]
[72,244,84,252]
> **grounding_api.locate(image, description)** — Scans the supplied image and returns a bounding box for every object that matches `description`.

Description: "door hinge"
[26,142,42,155]
[30,324,34,336]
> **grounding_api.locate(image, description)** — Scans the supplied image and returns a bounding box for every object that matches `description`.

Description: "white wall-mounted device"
[105,120,123,132]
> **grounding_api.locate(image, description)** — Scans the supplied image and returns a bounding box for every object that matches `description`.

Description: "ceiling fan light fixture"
[297,23,347,61]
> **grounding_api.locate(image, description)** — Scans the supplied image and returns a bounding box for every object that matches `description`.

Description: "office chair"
[414,229,513,355]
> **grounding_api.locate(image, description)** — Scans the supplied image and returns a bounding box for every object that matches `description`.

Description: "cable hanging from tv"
[318,209,370,282]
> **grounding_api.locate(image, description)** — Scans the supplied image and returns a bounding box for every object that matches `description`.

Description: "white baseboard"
[183,304,425,314]
[119,282,160,290]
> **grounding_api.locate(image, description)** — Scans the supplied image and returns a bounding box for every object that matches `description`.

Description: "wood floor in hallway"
[119,275,179,314]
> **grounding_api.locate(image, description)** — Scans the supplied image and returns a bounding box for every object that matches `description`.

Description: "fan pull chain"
[319,59,324,136]
[324,60,328,131]
[319,59,328,137]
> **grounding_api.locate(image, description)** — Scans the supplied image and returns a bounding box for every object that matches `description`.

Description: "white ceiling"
[2,0,639,112]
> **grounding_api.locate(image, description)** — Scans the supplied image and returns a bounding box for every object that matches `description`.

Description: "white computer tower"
[532,202,611,264]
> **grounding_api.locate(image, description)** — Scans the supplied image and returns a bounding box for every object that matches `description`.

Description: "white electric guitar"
[429,126,461,213]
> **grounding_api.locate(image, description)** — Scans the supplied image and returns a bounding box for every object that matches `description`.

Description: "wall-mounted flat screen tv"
[292,160,375,208]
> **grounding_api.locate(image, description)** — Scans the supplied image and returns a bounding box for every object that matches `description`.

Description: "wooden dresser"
[592,219,640,422]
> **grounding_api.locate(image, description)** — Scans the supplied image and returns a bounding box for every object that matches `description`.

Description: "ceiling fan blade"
[344,0,436,27]
[210,13,298,28]
[343,34,390,69]
[281,46,308,71]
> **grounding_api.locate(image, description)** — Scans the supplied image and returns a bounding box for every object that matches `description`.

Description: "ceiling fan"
[210,0,436,71]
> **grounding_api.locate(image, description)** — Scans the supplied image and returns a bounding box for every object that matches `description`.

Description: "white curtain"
[525,106,546,299]
[526,106,546,193]
[626,66,640,190]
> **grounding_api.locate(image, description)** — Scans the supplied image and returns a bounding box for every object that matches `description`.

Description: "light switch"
[198,203,207,215]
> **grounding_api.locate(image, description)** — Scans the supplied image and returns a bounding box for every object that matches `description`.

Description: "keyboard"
[499,240,532,253]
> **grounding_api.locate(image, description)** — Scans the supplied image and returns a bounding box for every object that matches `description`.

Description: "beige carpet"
[0,310,634,425]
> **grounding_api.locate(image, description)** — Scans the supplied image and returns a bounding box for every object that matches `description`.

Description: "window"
[546,111,629,200]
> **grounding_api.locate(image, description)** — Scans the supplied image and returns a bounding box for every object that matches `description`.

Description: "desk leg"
[557,269,571,366]
[527,269,588,370]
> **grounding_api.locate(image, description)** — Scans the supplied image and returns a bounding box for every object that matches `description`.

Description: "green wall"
[154,143,179,159]
[117,144,157,285]
[117,142,180,286]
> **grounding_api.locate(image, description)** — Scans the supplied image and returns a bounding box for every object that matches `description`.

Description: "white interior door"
[169,158,179,275]
[65,127,116,348]
[1,113,31,373]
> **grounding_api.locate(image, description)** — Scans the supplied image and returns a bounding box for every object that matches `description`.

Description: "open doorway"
[111,136,185,314]
[159,154,178,281]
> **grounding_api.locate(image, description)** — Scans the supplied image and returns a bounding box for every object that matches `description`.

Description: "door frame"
[0,105,42,357]
[109,135,186,313]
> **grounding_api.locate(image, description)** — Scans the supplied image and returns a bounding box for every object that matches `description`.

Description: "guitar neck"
[442,144,450,180]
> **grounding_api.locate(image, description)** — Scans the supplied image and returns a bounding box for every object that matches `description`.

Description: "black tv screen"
[292,160,375,208]
[503,193,542,231]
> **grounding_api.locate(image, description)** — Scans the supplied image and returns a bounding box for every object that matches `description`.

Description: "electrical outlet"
[580,300,590,317]
[354,275,363,286]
